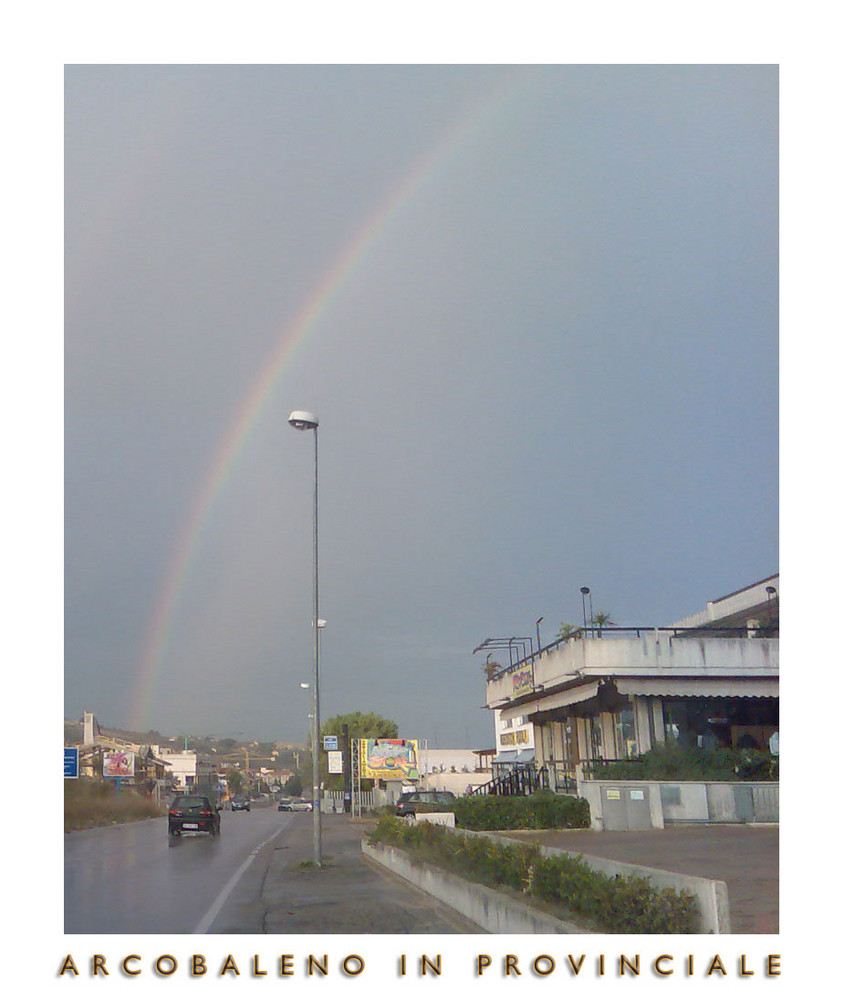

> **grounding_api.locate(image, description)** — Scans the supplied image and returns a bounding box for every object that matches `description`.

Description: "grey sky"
[65,64,777,748]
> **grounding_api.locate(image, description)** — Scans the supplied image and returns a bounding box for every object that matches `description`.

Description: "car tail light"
[200,810,212,817]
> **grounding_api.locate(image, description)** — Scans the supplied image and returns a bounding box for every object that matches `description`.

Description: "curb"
[472,829,730,934]
[362,840,584,934]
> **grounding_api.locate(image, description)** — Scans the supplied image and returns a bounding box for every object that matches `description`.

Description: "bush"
[65,778,164,832]
[369,817,698,933]
[589,743,778,782]
[454,791,590,831]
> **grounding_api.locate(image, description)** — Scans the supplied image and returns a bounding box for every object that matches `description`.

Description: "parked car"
[395,790,458,818]
[277,798,293,811]
[230,795,251,812]
[168,794,220,837]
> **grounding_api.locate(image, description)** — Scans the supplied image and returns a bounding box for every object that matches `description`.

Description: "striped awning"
[499,681,600,722]
[614,677,778,699]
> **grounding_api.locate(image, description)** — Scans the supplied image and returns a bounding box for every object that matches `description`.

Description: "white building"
[419,748,492,794]
[483,575,779,792]
[156,749,216,790]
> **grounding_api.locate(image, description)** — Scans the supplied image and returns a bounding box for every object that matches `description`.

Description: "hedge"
[453,790,590,830]
[369,817,699,934]
[588,743,779,782]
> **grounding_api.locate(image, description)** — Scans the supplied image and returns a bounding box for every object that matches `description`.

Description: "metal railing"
[468,765,549,797]
[485,625,769,683]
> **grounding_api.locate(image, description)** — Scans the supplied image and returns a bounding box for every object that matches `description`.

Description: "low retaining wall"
[473,830,729,934]
[362,840,582,934]
[580,779,779,830]
[363,830,729,934]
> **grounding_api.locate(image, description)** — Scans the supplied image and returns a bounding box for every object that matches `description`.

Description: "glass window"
[614,707,636,758]
[589,717,604,759]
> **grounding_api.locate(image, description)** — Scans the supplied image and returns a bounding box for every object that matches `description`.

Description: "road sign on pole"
[64,747,79,778]
[322,735,339,751]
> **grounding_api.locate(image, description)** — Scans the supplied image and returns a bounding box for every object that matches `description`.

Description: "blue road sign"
[322,735,339,751]
[64,747,79,778]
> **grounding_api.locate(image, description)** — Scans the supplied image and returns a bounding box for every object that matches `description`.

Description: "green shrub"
[369,817,698,934]
[453,791,590,830]
[589,743,778,782]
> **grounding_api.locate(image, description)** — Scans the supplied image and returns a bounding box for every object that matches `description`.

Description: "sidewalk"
[498,824,779,933]
[258,814,481,934]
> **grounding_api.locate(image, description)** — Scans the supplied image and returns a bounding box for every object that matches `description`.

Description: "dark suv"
[168,794,220,837]
[395,790,458,818]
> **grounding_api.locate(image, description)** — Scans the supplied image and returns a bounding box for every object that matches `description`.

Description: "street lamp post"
[288,410,322,867]
[580,587,591,634]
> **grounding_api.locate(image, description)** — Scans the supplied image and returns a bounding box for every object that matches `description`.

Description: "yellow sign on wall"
[511,666,534,697]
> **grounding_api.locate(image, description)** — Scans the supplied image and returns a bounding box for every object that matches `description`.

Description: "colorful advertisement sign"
[359,739,419,780]
[511,666,534,697]
[103,751,135,778]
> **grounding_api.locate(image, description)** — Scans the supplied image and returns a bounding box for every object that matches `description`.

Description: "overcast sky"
[64,64,777,748]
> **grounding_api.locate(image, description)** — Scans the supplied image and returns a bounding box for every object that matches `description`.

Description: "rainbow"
[129,69,535,731]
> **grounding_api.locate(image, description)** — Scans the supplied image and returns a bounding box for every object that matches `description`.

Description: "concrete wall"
[486,633,778,707]
[581,779,779,829]
[364,830,729,934]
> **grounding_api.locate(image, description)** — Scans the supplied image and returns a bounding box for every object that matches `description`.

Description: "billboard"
[103,751,135,778]
[511,665,534,697]
[359,739,419,780]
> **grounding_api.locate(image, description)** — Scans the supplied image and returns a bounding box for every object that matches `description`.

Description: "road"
[65,804,295,933]
[64,808,478,934]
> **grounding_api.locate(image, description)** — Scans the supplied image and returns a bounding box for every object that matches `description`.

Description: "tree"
[556,623,578,641]
[321,712,399,741]
[592,610,615,636]
[283,773,303,797]
[224,767,244,795]
[319,711,400,791]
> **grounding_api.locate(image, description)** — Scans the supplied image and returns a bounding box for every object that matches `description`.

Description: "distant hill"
[63,718,306,754]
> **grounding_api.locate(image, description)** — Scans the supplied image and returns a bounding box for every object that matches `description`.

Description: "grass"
[65,778,165,832]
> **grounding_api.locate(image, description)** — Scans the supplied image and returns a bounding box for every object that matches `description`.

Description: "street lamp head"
[300,682,310,689]
[580,586,591,595]
[288,410,319,431]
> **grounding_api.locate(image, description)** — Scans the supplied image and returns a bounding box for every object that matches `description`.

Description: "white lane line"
[193,819,291,934]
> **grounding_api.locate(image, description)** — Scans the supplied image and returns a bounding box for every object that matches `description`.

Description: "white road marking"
[192,819,291,934]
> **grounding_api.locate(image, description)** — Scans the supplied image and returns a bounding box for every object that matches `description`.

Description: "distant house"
[156,748,216,791]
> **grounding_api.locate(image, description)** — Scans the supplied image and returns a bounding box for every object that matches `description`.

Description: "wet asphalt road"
[65,808,478,935]
[64,804,295,934]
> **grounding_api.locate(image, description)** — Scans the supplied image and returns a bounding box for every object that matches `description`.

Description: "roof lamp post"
[288,410,322,867]
[580,587,591,633]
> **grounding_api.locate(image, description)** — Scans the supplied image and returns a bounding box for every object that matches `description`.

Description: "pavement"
[497,824,779,934]
[252,813,482,934]
[216,812,777,935]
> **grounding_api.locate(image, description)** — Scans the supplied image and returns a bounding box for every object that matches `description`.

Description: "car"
[230,795,251,812]
[395,790,458,818]
[168,794,220,837]
[277,798,293,811]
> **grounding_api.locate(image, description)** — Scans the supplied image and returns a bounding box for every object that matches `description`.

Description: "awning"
[615,677,779,699]
[499,680,600,722]
[493,749,536,765]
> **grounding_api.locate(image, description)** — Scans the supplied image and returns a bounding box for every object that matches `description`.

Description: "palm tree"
[591,610,615,637]
[556,623,578,641]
